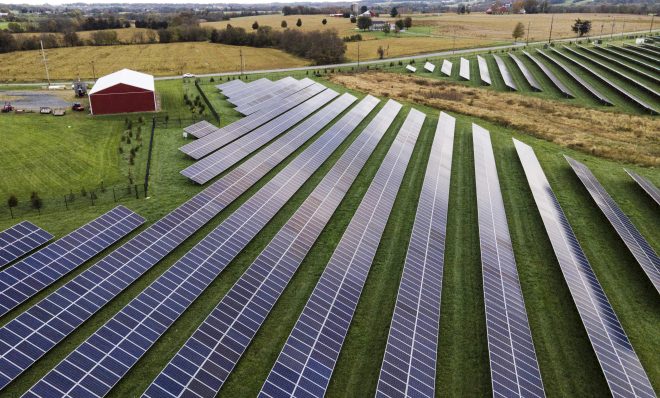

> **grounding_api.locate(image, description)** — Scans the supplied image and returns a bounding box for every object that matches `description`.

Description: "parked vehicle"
[182,73,195,78]
[72,103,85,112]
[40,107,52,114]
[1,102,13,113]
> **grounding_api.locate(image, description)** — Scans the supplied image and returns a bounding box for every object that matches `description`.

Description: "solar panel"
[424,62,436,73]
[611,45,660,65]
[406,65,417,73]
[513,139,656,398]
[181,90,347,185]
[623,44,660,60]
[477,55,492,85]
[440,60,453,76]
[625,169,660,206]
[0,206,144,317]
[215,79,245,93]
[219,78,267,99]
[459,57,470,80]
[0,221,52,268]
[509,53,542,91]
[259,106,422,398]
[473,125,545,398]
[183,120,217,139]
[180,83,328,160]
[0,97,336,391]
[230,77,298,109]
[561,46,660,99]
[24,97,383,398]
[493,54,517,91]
[375,112,455,398]
[522,51,574,98]
[143,96,385,398]
[236,78,316,116]
[578,46,660,85]
[550,49,658,114]
[537,50,612,105]
[566,157,660,294]
[224,78,273,102]
[596,46,660,73]
[639,44,660,55]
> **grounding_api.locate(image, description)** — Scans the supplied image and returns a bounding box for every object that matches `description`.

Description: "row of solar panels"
[403,46,658,114]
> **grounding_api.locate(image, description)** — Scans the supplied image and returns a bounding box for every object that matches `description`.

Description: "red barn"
[89,69,156,115]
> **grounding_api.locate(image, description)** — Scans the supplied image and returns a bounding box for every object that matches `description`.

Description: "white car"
[182,73,195,78]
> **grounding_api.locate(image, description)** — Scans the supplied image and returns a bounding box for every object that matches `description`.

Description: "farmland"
[0,42,308,82]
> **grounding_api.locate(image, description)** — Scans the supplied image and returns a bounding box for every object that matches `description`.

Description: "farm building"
[88,69,156,115]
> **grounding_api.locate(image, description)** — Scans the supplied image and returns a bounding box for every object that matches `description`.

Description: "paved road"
[2,28,657,87]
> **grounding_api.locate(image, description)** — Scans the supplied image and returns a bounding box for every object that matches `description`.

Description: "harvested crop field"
[329,72,660,166]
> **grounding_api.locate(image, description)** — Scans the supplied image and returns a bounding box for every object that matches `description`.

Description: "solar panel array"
[440,60,453,76]
[236,78,316,116]
[220,78,268,99]
[509,53,542,91]
[144,96,386,398]
[493,54,517,91]
[181,90,346,185]
[523,51,574,98]
[477,55,492,85]
[260,106,422,398]
[624,44,660,59]
[537,50,612,105]
[597,46,660,72]
[0,206,144,318]
[0,99,336,391]
[459,58,470,80]
[375,112,455,398]
[513,139,656,398]
[215,79,245,93]
[225,78,273,104]
[183,120,217,139]
[0,221,52,268]
[640,44,660,55]
[566,157,660,294]
[562,46,660,99]
[473,126,545,398]
[578,46,660,85]
[230,77,297,108]
[25,95,379,398]
[611,46,660,65]
[550,49,658,114]
[625,169,660,206]
[180,83,327,159]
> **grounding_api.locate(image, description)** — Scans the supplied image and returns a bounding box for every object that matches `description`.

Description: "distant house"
[89,69,156,115]
[370,20,395,31]
[360,10,376,17]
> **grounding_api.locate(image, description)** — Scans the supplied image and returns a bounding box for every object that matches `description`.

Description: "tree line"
[3,15,130,34]
[210,25,346,64]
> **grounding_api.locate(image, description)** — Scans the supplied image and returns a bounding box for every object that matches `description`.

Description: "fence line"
[194,79,221,123]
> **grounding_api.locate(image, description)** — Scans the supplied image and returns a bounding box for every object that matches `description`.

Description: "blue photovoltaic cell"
[508,53,542,92]
[537,50,612,105]
[0,91,336,392]
[183,120,217,139]
[181,89,343,184]
[550,48,657,114]
[473,126,544,398]
[625,169,660,206]
[375,112,455,398]
[180,83,327,159]
[259,106,422,398]
[513,139,655,398]
[523,51,574,98]
[224,78,273,103]
[566,157,660,294]
[25,96,379,398]
[237,78,317,116]
[478,55,492,85]
[0,221,52,268]
[0,206,144,318]
[143,95,385,398]
[577,46,660,85]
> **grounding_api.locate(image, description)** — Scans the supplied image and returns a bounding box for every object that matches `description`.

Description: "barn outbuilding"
[88,69,156,115]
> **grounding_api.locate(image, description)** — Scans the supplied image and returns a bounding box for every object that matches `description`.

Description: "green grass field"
[0,74,657,398]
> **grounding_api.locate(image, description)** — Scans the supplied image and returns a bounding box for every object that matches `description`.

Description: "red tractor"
[2,102,13,113]
[72,102,85,112]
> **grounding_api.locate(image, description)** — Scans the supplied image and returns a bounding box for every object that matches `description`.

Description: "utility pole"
[239,48,244,76]
[526,21,530,45]
[548,15,554,44]
[40,40,51,86]
[610,17,615,40]
[91,60,96,81]
[452,29,456,54]
[357,42,360,70]
[621,20,625,36]
[600,24,604,38]
[649,14,654,35]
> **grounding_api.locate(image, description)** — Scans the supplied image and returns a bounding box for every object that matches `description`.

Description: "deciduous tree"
[512,22,525,41]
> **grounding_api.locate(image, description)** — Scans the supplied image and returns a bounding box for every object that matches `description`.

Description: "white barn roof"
[89,68,155,95]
